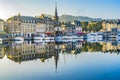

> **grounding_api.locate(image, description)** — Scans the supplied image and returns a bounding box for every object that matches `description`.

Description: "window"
[18,23,20,26]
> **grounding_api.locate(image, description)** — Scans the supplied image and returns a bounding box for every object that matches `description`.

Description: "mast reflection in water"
[0,40,120,80]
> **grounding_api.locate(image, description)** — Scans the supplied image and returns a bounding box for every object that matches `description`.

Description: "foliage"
[81,22,88,32]
[82,42,103,52]
[0,31,7,35]
[82,21,103,32]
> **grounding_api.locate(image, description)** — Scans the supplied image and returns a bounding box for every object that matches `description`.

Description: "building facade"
[0,19,4,31]
[44,17,54,36]
[102,20,120,32]
[5,14,55,37]
[71,20,82,34]
[35,17,46,34]
[6,15,36,37]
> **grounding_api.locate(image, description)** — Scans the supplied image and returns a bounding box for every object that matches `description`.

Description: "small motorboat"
[34,34,54,41]
[14,37,24,41]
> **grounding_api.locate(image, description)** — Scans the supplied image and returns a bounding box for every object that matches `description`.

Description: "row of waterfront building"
[1,16,120,36]
[0,4,120,38]
[102,20,120,32]
[4,14,82,37]
[0,4,82,38]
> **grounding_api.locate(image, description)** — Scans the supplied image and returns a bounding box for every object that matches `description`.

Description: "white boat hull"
[14,37,24,41]
[34,37,54,40]
[56,36,83,42]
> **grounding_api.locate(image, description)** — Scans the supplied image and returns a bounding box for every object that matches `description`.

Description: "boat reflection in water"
[1,39,120,80]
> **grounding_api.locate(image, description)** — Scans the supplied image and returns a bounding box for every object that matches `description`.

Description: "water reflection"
[1,41,82,65]
[1,40,120,79]
[0,40,120,63]
[5,42,56,65]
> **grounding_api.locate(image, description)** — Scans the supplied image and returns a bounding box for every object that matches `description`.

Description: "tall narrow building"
[54,2,59,27]
[54,2,62,36]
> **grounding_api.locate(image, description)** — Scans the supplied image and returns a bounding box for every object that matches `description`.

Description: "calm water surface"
[0,41,120,80]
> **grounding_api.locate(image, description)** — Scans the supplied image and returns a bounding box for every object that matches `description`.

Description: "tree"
[81,21,103,32]
[87,24,92,32]
[81,22,88,32]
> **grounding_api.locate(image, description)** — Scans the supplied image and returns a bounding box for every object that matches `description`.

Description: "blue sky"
[0,0,120,20]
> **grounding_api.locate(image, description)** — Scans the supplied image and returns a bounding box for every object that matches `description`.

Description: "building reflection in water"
[0,41,83,73]
[100,41,120,54]
[0,40,120,71]
[5,42,55,63]
[0,44,6,59]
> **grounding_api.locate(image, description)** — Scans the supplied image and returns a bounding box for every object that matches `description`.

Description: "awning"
[45,32,54,35]
[76,32,83,34]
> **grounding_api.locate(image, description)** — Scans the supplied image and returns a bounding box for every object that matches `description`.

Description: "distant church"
[54,2,62,36]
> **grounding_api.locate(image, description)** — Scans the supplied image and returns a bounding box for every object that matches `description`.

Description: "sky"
[0,0,120,20]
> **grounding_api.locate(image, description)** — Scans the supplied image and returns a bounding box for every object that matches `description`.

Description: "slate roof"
[72,20,81,26]
[0,19,4,22]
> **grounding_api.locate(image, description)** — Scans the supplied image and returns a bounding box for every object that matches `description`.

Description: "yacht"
[62,35,81,39]
[65,34,82,39]
[13,37,24,41]
[87,33,96,40]
[87,32,103,42]
[34,34,54,41]
[55,35,83,42]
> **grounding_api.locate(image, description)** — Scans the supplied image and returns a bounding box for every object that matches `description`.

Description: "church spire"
[54,2,59,27]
